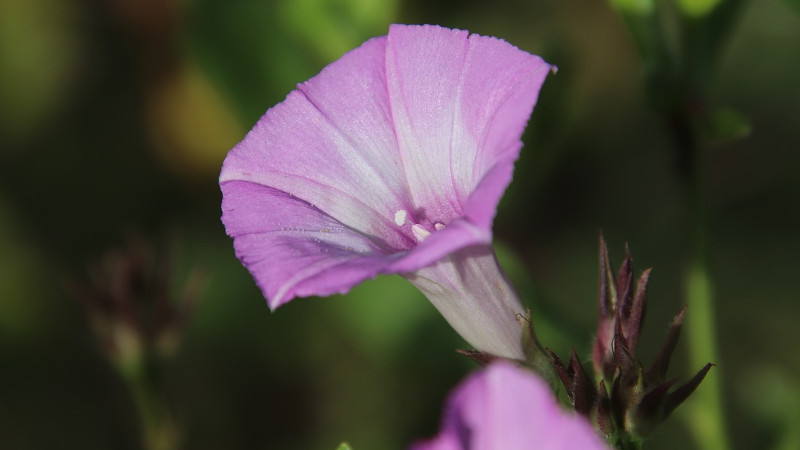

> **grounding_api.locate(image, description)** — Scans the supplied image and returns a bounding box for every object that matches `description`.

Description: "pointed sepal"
[663,362,715,417]
[645,305,687,385]
[593,234,616,378]
[547,348,572,394]
[456,349,500,367]
[615,247,633,319]
[569,349,597,416]
[622,268,651,355]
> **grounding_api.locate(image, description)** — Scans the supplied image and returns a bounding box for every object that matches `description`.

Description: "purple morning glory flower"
[220,24,551,359]
[411,362,609,450]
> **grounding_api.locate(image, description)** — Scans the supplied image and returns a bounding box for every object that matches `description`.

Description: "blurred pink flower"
[411,362,609,450]
[220,24,550,359]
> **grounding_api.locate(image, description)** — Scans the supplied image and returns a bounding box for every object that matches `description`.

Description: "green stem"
[676,112,730,450]
[685,261,729,450]
[118,349,177,450]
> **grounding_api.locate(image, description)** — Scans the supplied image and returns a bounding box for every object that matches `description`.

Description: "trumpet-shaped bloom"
[220,24,551,359]
[411,362,609,450]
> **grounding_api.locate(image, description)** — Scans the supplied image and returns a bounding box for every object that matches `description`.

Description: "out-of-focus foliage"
[785,0,800,12]
[147,62,244,178]
[280,0,399,61]
[702,107,752,144]
[1,0,799,449]
[610,0,654,15]
[678,0,723,17]
[0,198,50,340]
[0,0,80,143]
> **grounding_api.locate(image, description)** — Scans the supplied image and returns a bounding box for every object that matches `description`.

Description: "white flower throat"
[394,209,445,242]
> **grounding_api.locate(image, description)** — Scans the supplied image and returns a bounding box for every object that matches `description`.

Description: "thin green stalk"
[119,351,178,450]
[612,0,747,447]
[672,2,748,445]
[685,261,728,450]
[678,114,730,450]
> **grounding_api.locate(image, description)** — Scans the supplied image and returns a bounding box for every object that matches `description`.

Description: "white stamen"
[394,209,407,226]
[412,224,431,242]
[434,222,446,231]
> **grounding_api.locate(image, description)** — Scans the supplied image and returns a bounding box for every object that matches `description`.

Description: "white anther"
[434,222,445,231]
[412,224,431,242]
[394,209,407,226]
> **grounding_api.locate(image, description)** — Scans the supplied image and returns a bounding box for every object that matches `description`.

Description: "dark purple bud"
[598,234,615,318]
[616,247,633,318]
[596,380,613,435]
[623,268,651,356]
[594,235,617,378]
[569,349,597,416]
[612,319,635,373]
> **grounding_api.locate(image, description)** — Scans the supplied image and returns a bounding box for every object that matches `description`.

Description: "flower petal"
[221,181,399,309]
[385,24,551,230]
[411,362,609,450]
[220,36,414,253]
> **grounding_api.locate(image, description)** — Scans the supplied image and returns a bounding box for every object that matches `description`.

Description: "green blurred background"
[1,0,799,449]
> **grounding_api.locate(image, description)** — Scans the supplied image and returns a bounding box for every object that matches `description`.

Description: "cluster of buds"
[547,236,713,446]
[69,235,202,369]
